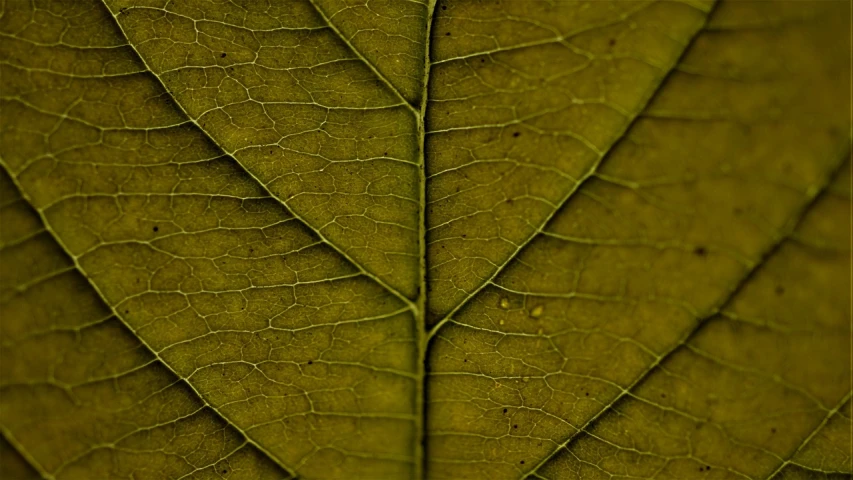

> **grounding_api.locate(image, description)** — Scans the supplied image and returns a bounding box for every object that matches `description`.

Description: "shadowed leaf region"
[0,0,850,479]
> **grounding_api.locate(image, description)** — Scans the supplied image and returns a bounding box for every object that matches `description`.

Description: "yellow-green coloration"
[0,0,850,479]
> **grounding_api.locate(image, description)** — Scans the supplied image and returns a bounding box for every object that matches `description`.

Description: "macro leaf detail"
[0,1,850,479]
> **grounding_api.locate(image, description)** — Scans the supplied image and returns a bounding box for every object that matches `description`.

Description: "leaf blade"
[424,1,851,477]
[103,0,423,300]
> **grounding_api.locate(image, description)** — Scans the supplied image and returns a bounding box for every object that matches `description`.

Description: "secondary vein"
[425,0,718,342]
[523,146,852,478]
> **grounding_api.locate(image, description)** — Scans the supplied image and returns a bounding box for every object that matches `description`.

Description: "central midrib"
[301,2,442,477]
[416,3,440,479]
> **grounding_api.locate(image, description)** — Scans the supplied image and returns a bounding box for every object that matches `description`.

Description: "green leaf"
[0,0,850,479]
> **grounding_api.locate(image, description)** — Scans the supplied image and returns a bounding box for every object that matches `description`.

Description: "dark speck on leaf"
[520,461,525,465]
[775,286,785,295]
[609,38,616,46]
[513,424,518,429]
[503,408,507,414]
[442,4,447,9]
[513,132,520,137]
[771,427,777,433]
[308,360,313,365]
[446,32,451,36]
[221,52,227,58]
[694,246,707,256]
[153,226,159,232]
[585,392,589,396]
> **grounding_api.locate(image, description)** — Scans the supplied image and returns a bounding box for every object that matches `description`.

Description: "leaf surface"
[0,0,850,479]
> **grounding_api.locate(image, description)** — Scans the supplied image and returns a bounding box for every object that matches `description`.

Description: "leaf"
[0,0,849,479]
